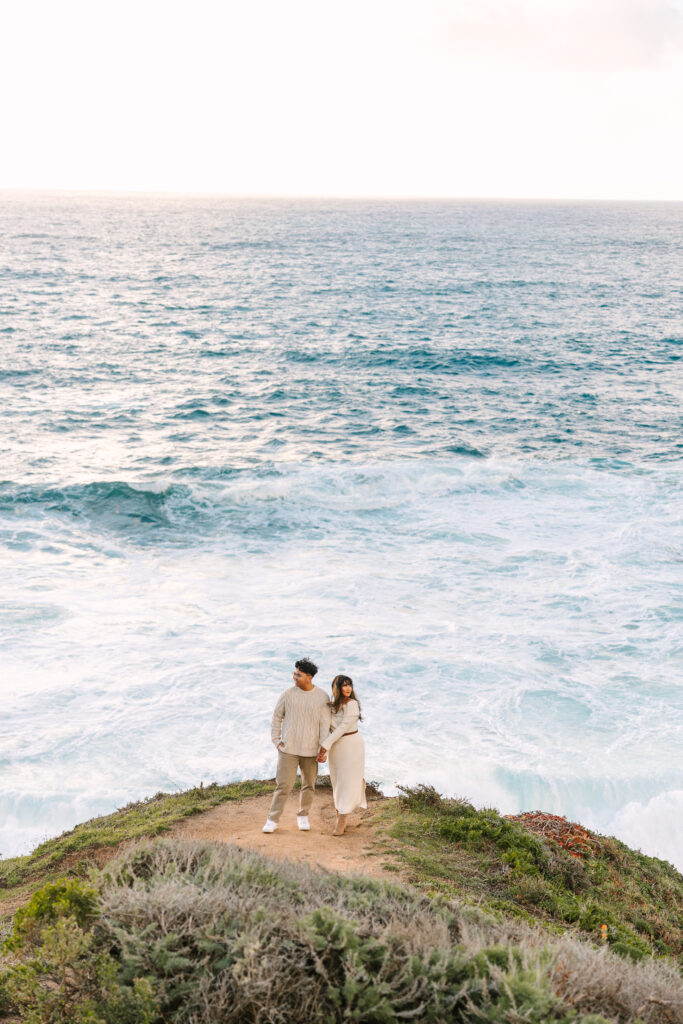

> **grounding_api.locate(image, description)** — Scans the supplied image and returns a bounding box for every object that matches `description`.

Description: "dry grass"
[3,838,682,1023]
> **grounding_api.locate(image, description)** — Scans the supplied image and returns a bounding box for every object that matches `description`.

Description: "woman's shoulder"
[346,698,360,711]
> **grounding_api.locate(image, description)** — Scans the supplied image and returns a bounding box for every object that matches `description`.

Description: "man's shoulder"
[279,684,328,703]
[276,686,297,702]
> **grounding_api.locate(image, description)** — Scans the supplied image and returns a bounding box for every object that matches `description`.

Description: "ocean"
[1,193,682,868]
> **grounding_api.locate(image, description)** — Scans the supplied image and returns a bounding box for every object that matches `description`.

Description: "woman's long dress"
[326,699,367,814]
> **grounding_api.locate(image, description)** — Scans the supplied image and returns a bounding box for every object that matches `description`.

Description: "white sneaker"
[262,819,278,833]
[297,815,310,831]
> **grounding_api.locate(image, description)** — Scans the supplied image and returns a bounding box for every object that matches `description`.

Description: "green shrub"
[4,915,158,1024]
[3,836,682,1023]
[398,785,580,885]
[392,785,682,963]
[4,878,99,952]
[609,940,645,963]
[96,841,683,1022]
[0,968,10,1015]
[1,878,158,1023]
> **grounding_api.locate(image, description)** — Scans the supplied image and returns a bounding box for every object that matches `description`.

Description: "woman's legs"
[332,813,347,836]
[329,734,365,834]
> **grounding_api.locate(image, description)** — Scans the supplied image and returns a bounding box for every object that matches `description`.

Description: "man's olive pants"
[268,749,319,822]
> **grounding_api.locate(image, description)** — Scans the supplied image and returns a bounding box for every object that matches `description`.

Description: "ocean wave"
[604,790,683,868]
[0,459,680,563]
[0,481,177,533]
[0,368,41,381]
[0,601,69,630]
[357,347,527,372]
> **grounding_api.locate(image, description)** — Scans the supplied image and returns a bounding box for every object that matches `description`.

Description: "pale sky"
[2,0,683,199]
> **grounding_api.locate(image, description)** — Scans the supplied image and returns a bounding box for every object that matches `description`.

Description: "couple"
[262,657,366,837]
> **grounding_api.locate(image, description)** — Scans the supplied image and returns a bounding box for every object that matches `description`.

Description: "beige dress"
[326,699,367,815]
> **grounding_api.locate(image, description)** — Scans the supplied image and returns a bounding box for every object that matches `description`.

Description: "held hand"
[317,747,327,763]
[277,742,284,750]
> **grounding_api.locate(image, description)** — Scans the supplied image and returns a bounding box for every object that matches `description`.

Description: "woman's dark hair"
[295,657,318,678]
[329,674,362,719]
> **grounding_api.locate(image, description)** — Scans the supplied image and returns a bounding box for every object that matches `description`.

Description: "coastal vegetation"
[1,780,681,1023]
[380,785,683,965]
[0,780,273,917]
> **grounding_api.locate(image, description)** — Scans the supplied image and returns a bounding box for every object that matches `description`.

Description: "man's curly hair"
[295,657,318,677]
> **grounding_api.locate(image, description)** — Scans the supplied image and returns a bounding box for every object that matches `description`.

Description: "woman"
[318,674,367,836]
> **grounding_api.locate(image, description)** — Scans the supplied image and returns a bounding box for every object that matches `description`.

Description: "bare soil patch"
[169,788,394,879]
[0,787,396,925]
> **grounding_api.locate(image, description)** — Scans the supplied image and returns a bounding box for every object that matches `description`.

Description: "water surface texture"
[1,194,682,866]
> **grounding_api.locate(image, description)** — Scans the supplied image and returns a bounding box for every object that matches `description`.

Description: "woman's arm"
[319,700,359,753]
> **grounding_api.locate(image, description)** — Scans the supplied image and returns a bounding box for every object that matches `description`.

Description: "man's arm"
[270,692,287,748]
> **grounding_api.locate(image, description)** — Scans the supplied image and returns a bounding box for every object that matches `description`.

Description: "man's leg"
[298,756,319,817]
[268,750,299,822]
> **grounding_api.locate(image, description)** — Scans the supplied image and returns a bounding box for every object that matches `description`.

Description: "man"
[262,657,331,833]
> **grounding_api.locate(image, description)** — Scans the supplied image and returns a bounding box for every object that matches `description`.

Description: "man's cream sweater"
[270,685,331,757]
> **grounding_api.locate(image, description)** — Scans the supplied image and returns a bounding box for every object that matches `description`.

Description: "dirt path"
[170,789,394,879]
[0,790,396,927]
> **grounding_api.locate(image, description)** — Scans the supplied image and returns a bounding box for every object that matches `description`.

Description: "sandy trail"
[0,789,394,925]
[169,788,394,879]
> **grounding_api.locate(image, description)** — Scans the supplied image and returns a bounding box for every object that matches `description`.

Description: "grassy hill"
[380,785,682,964]
[1,780,681,1023]
[0,779,274,923]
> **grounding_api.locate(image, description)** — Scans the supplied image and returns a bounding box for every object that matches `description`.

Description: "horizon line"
[1,186,682,204]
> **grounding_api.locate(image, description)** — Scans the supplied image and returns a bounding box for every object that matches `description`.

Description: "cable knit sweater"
[270,685,331,756]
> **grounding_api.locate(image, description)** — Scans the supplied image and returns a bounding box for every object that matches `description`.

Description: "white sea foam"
[601,791,683,868]
[1,457,681,868]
